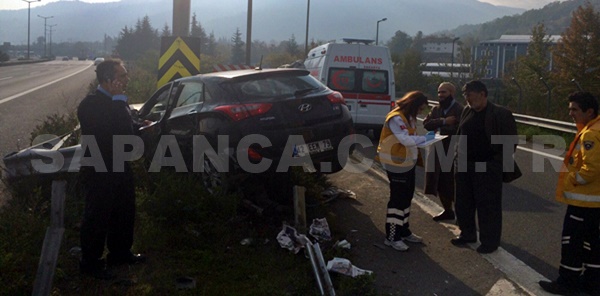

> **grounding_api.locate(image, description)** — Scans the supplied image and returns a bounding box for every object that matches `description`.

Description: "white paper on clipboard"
[416,135,448,148]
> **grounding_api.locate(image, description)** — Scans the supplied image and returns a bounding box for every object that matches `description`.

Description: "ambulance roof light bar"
[342,38,375,45]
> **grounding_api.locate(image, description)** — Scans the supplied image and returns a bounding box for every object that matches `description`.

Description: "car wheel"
[201,154,231,195]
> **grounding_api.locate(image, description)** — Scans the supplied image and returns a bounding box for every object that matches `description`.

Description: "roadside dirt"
[323,158,510,295]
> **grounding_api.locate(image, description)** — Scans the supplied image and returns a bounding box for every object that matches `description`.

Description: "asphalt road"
[0,60,95,204]
[349,125,568,294]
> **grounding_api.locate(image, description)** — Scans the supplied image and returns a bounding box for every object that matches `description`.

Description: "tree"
[115,16,160,61]
[206,32,217,56]
[394,49,428,94]
[230,28,245,64]
[161,23,170,37]
[552,2,600,103]
[191,13,207,54]
[284,34,300,57]
[386,30,413,56]
[503,23,553,115]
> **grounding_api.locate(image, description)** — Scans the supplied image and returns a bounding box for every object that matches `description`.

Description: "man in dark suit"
[423,82,464,221]
[450,80,519,254]
[78,59,147,279]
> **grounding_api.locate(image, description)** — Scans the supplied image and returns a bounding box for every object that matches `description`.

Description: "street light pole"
[48,24,57,57]
[304,0,310,57]
[450,37,460,79]
[37,14,53,58]
[376,18,387,46]
[22,0,41,60]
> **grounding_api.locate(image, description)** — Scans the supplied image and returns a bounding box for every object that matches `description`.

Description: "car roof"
[199,68,309,80]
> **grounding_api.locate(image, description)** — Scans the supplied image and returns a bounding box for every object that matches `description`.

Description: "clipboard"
[416,135,448,148]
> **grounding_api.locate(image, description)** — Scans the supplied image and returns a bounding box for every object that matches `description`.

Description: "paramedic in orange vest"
[539,91,600,295]
[376,91,433,252]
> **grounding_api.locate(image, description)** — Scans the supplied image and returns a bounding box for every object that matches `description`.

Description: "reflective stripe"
[564,191,600,203]
[387,208,410,216]
[584,263,600,269]
[387,217,409,226]
[576,172,587,184]
[560,264,584,272]
[568,214,584,221]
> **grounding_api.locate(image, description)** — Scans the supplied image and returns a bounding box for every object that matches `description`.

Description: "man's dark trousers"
[454,161,503,247]
[80,170,136,262]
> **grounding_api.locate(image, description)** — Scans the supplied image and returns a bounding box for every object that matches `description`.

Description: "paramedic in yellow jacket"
[539,91,600,296]
[376,91,433,252]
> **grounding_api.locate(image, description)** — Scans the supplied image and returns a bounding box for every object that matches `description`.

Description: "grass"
[0,112,377,296]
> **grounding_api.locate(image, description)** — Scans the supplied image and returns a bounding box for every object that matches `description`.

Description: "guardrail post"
[32,180,66,296]
[293,185,307,233]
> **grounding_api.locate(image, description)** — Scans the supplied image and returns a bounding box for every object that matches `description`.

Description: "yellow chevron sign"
[157,36,200,87]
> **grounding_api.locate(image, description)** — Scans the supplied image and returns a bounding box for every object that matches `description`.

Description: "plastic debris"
[321,186,357,202]
[276,224,308,254]
[326,257,372,278]
[334,239,351,249]
[309,218,332,241]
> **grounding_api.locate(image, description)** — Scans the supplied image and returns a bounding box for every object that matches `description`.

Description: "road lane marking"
[0,64,93,106]
[0,76,13,81]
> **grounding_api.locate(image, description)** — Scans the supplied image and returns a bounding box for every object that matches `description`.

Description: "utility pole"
[22,0,41,59]
[172,0,190,36]
[304,0,310,57]
[246,0,252,66]
[48,24,57,57]
[37,14,53,58]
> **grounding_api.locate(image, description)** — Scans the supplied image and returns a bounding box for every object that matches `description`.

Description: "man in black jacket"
[423,82,464,221]
[450,80,519,254]
[78,59,146,279]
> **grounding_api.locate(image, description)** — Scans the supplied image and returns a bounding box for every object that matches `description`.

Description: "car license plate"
[293,139,333,157]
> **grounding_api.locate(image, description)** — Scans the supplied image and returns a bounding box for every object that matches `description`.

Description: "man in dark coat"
[423,82,464,221]
[78,58,146,279]
[450,80,519,254]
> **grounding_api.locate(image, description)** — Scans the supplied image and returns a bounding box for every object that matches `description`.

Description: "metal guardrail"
[427,100,577,134]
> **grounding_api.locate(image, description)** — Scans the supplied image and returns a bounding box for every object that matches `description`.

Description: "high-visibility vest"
[376,109,417,167]
[555,115,600,208]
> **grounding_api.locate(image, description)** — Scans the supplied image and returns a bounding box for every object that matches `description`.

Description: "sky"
[0,0,561,11]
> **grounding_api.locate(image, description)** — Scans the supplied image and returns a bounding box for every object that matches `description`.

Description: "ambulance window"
[361,70,388,94]
[328,68,355,91]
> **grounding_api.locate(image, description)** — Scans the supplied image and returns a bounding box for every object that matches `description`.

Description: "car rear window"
[226,73,325,101]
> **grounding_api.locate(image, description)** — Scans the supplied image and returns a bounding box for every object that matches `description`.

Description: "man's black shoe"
[539,280,580,295]
[583,285,600,296]
[80,260,115,280]
[476,244,498,254]
[450,236,477,246]
[107,253,147,266]
[433,210,455,221]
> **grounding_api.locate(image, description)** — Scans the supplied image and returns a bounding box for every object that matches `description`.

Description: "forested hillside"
[448,0,600,40]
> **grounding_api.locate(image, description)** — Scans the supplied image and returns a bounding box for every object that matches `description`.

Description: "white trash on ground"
[326,257,372,278]
[309,217,332,241]
[276,224,308,254]
[321,186,357,202]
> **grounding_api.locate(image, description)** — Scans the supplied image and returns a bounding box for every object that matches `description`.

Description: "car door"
[165,80,206,157]
[137,82,179,159]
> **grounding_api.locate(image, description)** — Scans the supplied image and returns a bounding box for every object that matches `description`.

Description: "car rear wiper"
[294,87,319,97]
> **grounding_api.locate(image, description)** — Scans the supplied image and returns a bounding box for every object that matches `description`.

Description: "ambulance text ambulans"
[304,38,395,137]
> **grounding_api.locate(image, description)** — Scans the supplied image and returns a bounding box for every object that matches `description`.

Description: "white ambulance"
[304,38,395,137]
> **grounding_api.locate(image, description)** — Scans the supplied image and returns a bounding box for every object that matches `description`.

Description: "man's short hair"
[95,58,122,83]
[439,82,456,95]
[462,80,488,97]
[568,91,599,117]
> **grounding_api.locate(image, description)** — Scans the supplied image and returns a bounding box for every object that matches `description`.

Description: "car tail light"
[327,91,346,105]
[215,103,272,121]
[247,146,263,162]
